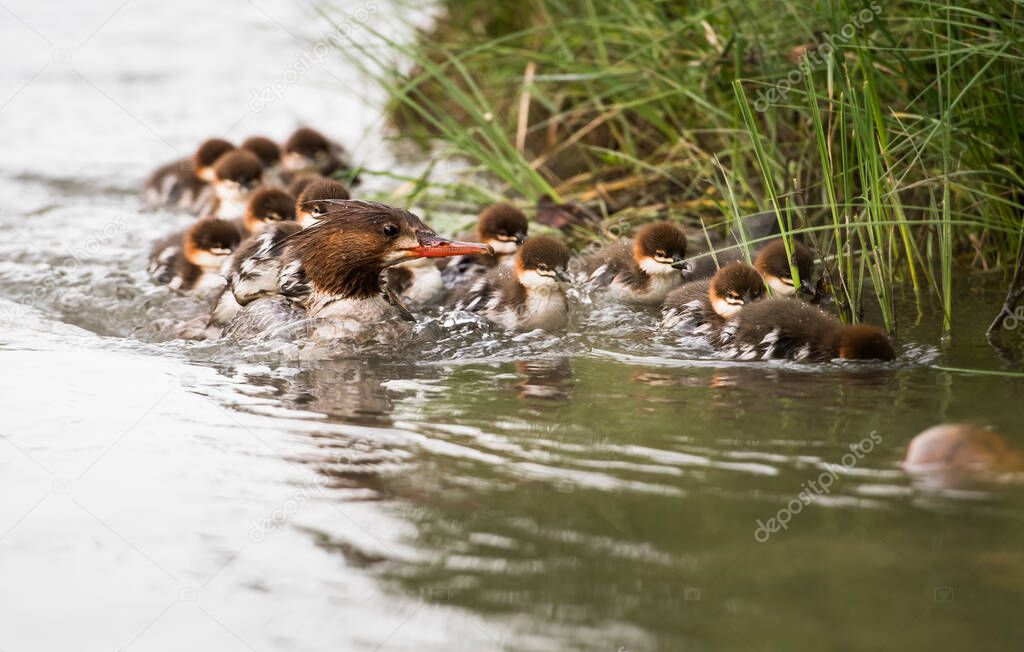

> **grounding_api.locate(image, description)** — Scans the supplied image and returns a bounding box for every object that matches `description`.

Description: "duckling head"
[632,221,688,276]
[709,262,767,318]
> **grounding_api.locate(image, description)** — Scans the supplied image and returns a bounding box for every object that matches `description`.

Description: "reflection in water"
[513,358,574,400]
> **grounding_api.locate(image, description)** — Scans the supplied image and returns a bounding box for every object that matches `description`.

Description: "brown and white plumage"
[661,262,766,341]
[198,150,264,219]
[455,235,571,331]
[583,221,688,305]
[148,218,243,293]
[143,138,234,210]
[224,200,489,340]
[442,203,529,287]
[721,298,894,362]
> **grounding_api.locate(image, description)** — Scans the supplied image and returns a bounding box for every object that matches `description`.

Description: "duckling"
[241,187,296,236]
[442,203,529,287]
[296,178,350,228]
[661,262,766,340]
[144,138,235,209]
[281,127,355,182]
[754,240,814,297]
[286,174,325,200]
[722,299,894,362]
[455,235,571,331]
[198,150,264,219]
[241,135,283,185]
[583,221,689,305]
[387,257,445,307]
[148,218,243,293]
[685,238,814,296]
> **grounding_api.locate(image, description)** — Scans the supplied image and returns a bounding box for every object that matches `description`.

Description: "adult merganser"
[224,200,490,341]
[198,149,264,219]
[583,221,689,305]
[442,203,529,287]
[281,127,355,182]
[721,298,894,362]
[148,218,243,292]
[454,235,572,331]
[296,178,350,228]
[144,138,235,209]
[661,262,766,341]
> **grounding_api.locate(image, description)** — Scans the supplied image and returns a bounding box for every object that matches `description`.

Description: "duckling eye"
[382,224,400,238]
[537,263,550,272]
[728,292,740,300]
[655,249,666,258]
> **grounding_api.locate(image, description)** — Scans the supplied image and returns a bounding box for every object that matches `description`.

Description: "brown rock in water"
[903,424,1024,488]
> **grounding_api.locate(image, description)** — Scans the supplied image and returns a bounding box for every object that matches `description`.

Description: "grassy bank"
[324,0,1024,337]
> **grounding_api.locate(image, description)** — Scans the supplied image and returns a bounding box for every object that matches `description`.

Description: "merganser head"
[755,240,814,296]
[287,174,324,200]
[211,150,263,209]
[836,324,895,361]
[282,127,334,172]
[632,222,688,275]
[709,262,766,318]
[476,203,528,255]
[184,218,243,272]
[192,138,235,182]
[291,200,491,299]
[241,136,281,169]
[516,235,572,289]
[296,178,350,228]
[245,187,296,234]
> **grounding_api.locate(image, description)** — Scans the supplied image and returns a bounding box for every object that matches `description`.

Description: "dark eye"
[382,224,399,238]
[655,249,666,258]
[537,263,550,272]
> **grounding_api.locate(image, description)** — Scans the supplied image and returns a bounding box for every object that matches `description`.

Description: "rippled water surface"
[3,2,1024,651]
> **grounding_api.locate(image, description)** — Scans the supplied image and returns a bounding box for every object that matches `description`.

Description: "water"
[2,2,1024,651]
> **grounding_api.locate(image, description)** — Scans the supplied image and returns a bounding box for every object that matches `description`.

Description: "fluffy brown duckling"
[296,178,351,228]
[454,235,572,331]
[199,149,264,219]
[148,218,243,292]
[281,127,355,181]
[441,203,530,287]
[241,136,280,169]
[721,298,895,362]
[241,187,296,235]
[144,138,235,209]
[224,200,489,341]
[286,174,325,200]
[661,262,767,341]
[754,240,815,297]
[583,221,689,305]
